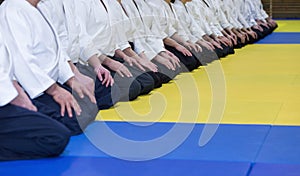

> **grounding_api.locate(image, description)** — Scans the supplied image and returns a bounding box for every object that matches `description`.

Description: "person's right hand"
[46,83,81,118]
[137,53,158,72]
[184,42,203,52]
[210,39,223,49]
[103,59,133,78]
[10,81,37,112]
[236,32,246,44]
[153,54,176,71]
[197,40,214,51]
[175,44,193,56]
[246,29,258,39]
[94,65,114,87]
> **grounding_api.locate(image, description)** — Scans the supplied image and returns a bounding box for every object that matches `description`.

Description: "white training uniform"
[208,0,234,29]
[38,0,100,63]
[73,0,115,56]
[252,0,269,22]
[121,0,166,60]
[0,33,18,106]
[186,0,214,36]
[0,0,74,99]
[243,0,259,27]
[232,0,252,28]
[219,0,244,29]
[172,0,206,42]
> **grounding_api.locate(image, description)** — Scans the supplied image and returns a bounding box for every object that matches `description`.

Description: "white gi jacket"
[74,0,120,56]
[104,0,132,52]
[208,0,233,29]
[172,0,206,42]
[232,0,252,28]
[0,0,74,99]
[185,0,223,37]
[243,0,259,27]
[38,0,100,63]
[160,0,191,42]
[252,0,269,22]
[186,0,214,36]
[219,0,244,29]
[146,0,189,42]
[121,0,166,60]
[0,33,18,106]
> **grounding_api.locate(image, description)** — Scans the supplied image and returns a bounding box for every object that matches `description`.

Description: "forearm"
[68,61,80,75]
[170,33,188,46]
[87,54,103,70]
[163,37,181,48]
[123,47,138,58]
[114,49,128,59]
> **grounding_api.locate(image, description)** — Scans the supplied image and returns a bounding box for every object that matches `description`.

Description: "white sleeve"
[133,37,157,60]
[3,9,55,98]
[238,11,251,28]
[0,42,18,106]
[189,15,206,38]
[173,5,199,42]
[219,9,233,29]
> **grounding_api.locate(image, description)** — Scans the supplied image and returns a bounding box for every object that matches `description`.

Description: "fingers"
[156,56,175,70]
[60,103,66,117]
[165,60,175,70]
[65,92,82,117]
[146,62,158,72]
[117,65,132,78]
[66,102,73,118]
[75,86,84,99]
[198,45,202,52]
[184,49,193,56]
[28,104,38,112]
[124,57,133,67]
[145,63,158,72]
[178,46,192,56]
[107,77,114,87]
[97,71,103,81]
[186,45,192,51]
[169,55,181,68]
[70,97,81,117]
[104,71,114,87]
[132,59,146,72]
[82,86,96,104]
[191,45,197,52]
[101,71,108,85]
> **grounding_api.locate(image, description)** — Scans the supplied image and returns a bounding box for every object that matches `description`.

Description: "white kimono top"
[38,0,100,63]
[0,0,74,99]
[0,33,18,106]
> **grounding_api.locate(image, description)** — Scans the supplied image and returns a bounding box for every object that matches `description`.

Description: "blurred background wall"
[262,0,300,18]
[0,0,298,18]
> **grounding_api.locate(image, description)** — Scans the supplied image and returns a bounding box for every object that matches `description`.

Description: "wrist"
[66,77,75,88]
[46,83,60,96]
[94,64,104,73]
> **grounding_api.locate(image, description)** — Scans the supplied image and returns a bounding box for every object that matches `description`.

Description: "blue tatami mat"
[249,163,300,176]
[0,157,250,176]
[256,32,300,44]
[255,126,300,164]
[64,122,270,162]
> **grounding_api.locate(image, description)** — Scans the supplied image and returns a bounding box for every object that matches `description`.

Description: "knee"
[40,126,71,157]
[128,80,142,101]
[136,73,155,95]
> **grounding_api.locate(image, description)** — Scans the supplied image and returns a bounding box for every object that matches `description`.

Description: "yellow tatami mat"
[275,20,300,32]
[97,44,300,125]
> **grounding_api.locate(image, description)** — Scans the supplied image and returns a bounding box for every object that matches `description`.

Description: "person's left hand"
[67,73,96,104]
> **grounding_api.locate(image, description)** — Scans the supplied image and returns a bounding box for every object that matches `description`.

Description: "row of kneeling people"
[0,0,277,161]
